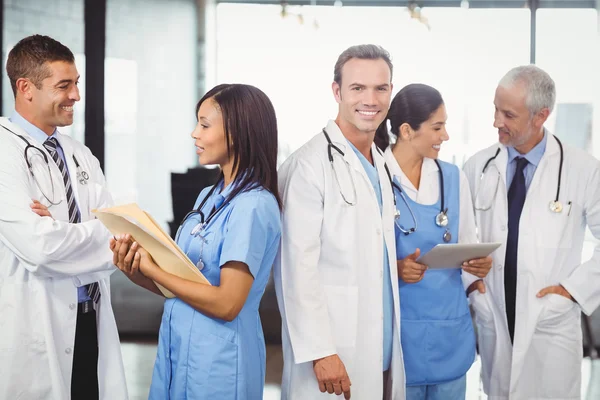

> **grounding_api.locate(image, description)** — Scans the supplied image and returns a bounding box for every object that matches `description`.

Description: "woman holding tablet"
[375,84,492,400]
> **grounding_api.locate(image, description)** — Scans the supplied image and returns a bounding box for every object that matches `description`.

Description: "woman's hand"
[135,246,161,277]
[462,256,492,278]
[110,234,156,288]
[397,248,428,283]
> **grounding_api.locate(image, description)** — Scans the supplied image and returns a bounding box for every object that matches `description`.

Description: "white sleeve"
[73,147,116,286]
[0,139,115,278]
[459,165,481,289]
[276,156,337,364]
[561,161,600,315]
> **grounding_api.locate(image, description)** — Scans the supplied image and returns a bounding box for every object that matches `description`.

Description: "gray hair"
[333,44,393,85]
[498,65,556,115]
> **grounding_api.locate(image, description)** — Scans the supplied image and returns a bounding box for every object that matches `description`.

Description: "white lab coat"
[274,120,406,400]
[0,118,128,400]
[463,135,600,400]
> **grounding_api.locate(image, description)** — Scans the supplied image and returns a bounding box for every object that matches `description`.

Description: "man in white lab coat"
[0,35,127,399]
[464,65,600,400]
[274,44,406,400]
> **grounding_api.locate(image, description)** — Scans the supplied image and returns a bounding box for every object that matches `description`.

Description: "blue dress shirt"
[506,131,548,191]
[347,141,394,371]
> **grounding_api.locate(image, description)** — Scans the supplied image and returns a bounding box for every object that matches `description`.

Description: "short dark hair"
[6,35,75,97]
[195,84,282,209]
[375,84,444,151]
[333,44,393,86]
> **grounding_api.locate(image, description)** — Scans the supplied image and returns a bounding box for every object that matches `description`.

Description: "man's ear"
[533,107,550,129]
[15,78,34,101]
[332,81,342,104]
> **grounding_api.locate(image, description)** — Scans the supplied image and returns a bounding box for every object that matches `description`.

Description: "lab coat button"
[497,264,503,270]
[65,348,72,355]
[376,229,382,235]
[501,225,506,231]
[69,303,76,310]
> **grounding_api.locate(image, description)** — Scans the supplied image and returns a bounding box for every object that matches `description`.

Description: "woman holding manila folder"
[110,83,282,400]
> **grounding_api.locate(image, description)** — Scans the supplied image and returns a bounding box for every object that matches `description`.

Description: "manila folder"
[92,203,210,298]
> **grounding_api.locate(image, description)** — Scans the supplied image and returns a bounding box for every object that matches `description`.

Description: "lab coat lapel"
[527,132,560,196]
[323,120,372,186]
[495,145,509,189]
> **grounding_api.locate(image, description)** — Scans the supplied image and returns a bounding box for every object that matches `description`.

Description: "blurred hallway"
[121,339,596,400]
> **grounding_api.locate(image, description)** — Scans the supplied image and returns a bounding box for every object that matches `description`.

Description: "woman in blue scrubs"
[111,83,281,399]
[375,84,492,400]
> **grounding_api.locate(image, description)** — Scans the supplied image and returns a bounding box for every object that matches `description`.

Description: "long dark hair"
[196,84,282,209]
[375,83,444,151]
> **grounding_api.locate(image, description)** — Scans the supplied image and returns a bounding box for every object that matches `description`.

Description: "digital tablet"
[416,242,502,269]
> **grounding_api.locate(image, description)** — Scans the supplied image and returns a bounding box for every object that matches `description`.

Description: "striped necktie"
[43,137,100,303]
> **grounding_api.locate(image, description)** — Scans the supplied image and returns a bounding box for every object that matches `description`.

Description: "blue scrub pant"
[405,375,466,400]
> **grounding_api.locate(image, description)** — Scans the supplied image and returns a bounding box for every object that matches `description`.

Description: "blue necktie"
[505,157,528,343]
[44,138,100,304]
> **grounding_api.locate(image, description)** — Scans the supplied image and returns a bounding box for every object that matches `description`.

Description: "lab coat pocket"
[323,285,358,348]
[0,281,46,350]
[538,293,576,329]
[468,290,494,324]
[535,209,573,249]
[0,281,51,397]
[469,292,497,393]
[534,295,581,398]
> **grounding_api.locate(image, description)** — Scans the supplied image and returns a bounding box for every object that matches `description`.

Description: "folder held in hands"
[92,203,210,298]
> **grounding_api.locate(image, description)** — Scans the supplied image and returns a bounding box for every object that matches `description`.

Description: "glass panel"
[105,0,198,230]
[536,8,599,158]
[215,4,530,167]
[536,8,600,301]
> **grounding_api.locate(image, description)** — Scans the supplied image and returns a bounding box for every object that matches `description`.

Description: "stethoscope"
[390,159,452,243]
[5,126,90,206]
[175,179,232,270]
[323,128,400,215]
[323,128,357,205]
[476,134,564,213]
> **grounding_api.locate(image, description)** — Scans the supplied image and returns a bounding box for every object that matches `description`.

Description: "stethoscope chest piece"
[443,229,452,243]
[77,171,89,185]
[196,259,205,271]
[549,200,563,213]
[435,210,449,227]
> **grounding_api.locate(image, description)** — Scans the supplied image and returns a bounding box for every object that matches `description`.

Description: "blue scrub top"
[347,142,394,372]
[394,161,475,386]
[149,181,281,400]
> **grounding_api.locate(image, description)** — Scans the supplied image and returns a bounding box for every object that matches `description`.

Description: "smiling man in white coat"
[0,35,127,399]
[463,65,600,400]
[274,44,405,400]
